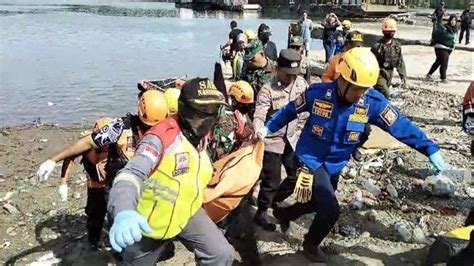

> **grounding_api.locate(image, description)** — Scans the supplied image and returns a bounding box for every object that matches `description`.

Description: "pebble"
[360,231,371,238]
[396,157,404,166]
[3,203,19,214]
[362,180,381,197]
[6,227,15,235]
[339,225,358,238]
[73,192,81,199]
[1,241,11,249]
[394,222,412,242]
[386,184,399,198]
[48,209,57,217]
[365,210,377,222]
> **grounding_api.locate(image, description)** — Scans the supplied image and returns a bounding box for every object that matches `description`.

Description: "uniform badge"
[312,125,324,137]
[347,131,360,142]
[173,152,190,176]
[312,100,333,118]
[325,89,332,100]
[140,146,159,163]
[295,93,306,111]
[355,106,368,116]
[380,105,398,127]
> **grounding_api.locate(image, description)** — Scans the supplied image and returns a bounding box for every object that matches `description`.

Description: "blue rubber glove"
[109,210,153,252]
[429,151,447,172]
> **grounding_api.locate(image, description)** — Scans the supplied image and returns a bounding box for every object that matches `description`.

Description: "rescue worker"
[459,9,471,45]
[371,18,407,98]
[252,49,308,231]
[334,19,352,55]
[288,35,310,80]
[208,80,255,161]
[239,40,276,96]
[322,13,340,62]
[322,30,364,83]
[258,23,278,62]
[36,90,169,249]
[256,47,448,262]
[107,78,234,265]
[222,20,243,57]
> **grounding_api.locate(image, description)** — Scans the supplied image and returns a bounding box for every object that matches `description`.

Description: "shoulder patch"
[380,105,398,127]
[295,92,306,111]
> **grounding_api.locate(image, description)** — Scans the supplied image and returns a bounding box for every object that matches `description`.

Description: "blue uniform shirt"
[266,81,439,177]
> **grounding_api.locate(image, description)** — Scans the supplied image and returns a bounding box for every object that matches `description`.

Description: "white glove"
[37,159,56,182]
[58,183,68,202]
[255,127,269,141]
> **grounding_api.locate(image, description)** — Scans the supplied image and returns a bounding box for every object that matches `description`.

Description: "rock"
[3,203,19,214]
[365,210,377,222]
[360,231,371,238]
[48,209,57,217]
[423,174,455,197]
[412,226,426,243]
[40,138,48,142]
[73,192,81,199]
[396,157,404,166]
[347,168,358,179]
[6,227,15,235]
[466,187,474,198]
[362,180,381,197]
[1,241,11,249]
[339,225,358,238]
[386,184,399,198]
[394,222,412,242]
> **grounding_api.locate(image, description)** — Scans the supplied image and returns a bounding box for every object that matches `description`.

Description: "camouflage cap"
[289,36,304,47]
[244,40,264,61]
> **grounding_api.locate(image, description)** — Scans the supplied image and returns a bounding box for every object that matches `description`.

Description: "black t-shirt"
[229,28,243,50]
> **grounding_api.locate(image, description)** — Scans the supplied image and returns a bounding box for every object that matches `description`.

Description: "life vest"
[203,141,264,223]
[136,116,213,240]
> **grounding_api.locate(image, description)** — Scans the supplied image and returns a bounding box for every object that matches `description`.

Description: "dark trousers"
[85,187,108,245]
[274,167,340,247]
[323,41,336,63]
[120,209,234,266]
[428,48,452,80]
[257,144,298,211]
[459,26,470,44]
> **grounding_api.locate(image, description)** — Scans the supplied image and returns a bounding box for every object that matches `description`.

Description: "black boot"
[302,241,328,263]
[273,206,290,233]
[253,209,276,232]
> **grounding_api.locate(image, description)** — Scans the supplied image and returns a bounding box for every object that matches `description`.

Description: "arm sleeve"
[252,87,272,131]
[107,134,164,218]
[370,98,439,157]
[91,118,124,148]
[397,47,407,80]
[266,91,309,133]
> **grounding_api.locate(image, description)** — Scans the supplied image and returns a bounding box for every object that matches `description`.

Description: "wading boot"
[273,206,290,233]
[253,209,276,232]
[302,242,328,263]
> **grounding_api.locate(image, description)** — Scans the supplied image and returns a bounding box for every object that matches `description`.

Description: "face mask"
[383,32,395,39]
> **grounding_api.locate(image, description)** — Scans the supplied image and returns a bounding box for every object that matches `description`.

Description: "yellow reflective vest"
[136,116,213,240]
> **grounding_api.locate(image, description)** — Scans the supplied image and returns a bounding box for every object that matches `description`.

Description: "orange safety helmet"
[229,80,254,104]
[137,90,169,126]
[382,18,397,32]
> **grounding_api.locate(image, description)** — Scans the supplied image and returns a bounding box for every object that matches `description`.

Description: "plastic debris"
[362,180,381,197]
[423,174,455,197]
[386,184,398,198]
[3,203,19,214]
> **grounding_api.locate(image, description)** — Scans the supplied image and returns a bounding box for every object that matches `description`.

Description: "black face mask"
[178,102,219,140]
[383,32,395,39]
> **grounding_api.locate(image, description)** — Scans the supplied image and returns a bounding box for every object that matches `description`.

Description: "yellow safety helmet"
[342,20,352,29]
[338,47,380,88]
[164,88,181,115]
[382,18,397,32]
[137,90,168,126]
[244,29,257,41]
[229,80,254,104]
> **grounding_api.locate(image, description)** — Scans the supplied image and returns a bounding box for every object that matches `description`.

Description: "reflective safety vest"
[136,116,213,240]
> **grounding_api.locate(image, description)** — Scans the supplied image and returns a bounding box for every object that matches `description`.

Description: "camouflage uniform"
[239,59,276,94]
[371,38,407,98]
[207,108,253,162]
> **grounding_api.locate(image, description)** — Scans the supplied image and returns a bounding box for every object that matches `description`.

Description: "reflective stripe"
[113,172,141,196]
